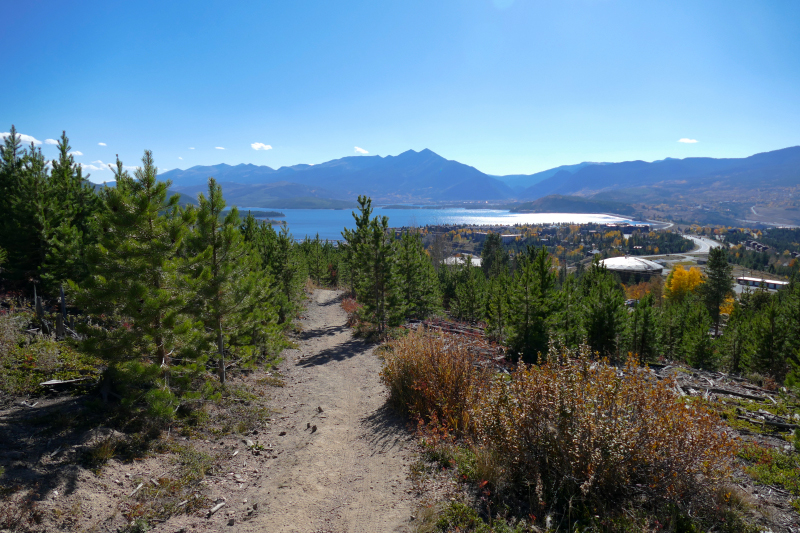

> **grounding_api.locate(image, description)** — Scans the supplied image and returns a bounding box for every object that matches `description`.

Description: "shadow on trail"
[299,324,347,340]
[0,395,154,503]
[296,337,368,367]
[315,292,344,307]
[361,403,413,456]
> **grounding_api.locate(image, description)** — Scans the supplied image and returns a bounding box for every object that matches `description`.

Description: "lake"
[240,207,639,241]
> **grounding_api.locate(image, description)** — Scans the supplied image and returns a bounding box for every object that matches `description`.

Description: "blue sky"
[3,0,800,182]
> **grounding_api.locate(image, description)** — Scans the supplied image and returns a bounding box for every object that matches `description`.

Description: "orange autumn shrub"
[380,327,489,434]
[340,296,361,327]
[472,344,736,513]
[382,330,737,518]
[624,276,663,301]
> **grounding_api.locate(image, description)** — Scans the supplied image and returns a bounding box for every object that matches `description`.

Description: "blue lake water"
[241,207,639,241]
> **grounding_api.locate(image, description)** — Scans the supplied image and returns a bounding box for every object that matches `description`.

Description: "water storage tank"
[599,256,663,280]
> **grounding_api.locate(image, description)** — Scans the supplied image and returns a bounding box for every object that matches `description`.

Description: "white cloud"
[189,147,195,150]
[80,163,107,172]
[354,146,368,154]
[678,138,698,144]
[178,157,183,160]
[0,132,42,145]
[215,146,225,150]
[98,142,107,146]
[91,160,106,165]
[44,138,59,145]
[124,165,137,170]
[251,142,272,151]
[70,151,83,156]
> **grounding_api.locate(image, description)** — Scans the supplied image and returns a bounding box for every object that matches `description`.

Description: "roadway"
[685,235,722,255]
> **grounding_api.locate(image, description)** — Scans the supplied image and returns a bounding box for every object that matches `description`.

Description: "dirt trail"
[239,289,417,533]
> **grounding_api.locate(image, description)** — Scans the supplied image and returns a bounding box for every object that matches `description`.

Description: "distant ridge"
[160,149,516,204]
[155,146,800,209]
[521,146,800,200]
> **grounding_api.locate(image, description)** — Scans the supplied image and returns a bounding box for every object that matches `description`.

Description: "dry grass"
[382,328,740,528]
[118,445,216,527]
[381,327,488,434]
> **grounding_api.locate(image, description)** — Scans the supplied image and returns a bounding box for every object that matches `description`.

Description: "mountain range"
[157,146,800,211]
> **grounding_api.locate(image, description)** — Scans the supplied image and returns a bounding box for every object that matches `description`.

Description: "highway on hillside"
[685,235,722,254]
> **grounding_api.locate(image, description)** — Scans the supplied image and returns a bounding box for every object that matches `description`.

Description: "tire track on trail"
[239,289,417,533]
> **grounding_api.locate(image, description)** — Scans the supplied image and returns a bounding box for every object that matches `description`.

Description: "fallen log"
[40,378,93,387]
[736,416,799,431]
[708,387,769,402]
[208,501,226,517]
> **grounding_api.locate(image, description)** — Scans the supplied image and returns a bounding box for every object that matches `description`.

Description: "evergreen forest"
[4,126,800,421]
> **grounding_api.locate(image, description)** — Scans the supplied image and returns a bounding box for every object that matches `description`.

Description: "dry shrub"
[624,276,663,301]
[0,312,24,355]
[473,344,736,515]
[383,330,737,521]
[340,297,362,328]
[381,327,488,434]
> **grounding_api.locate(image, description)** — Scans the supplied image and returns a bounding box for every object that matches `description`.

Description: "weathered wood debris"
[651,364,799,432]
[403,318,510,369]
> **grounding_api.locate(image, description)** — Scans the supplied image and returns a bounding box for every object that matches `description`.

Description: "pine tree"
[0,125,23,256]
[578,256,624,357]
[481,232,508,278]
[186,178,278,384]
[682,301,716,369]
[780,281,800,383]
[751,296,789,379]
[355,210,397,332]
[41,131,100,290]
[71,152,196,418]
[341,195,374,295]
[703,247,734,336]
[656,296,696,362]
[453,255,486,322]
[0,127,100,291]
[242,215,304,324]
[392,231,440,321]
[508,247,555,362]
[720,301,752,374]
[548,273,584,348]
[622,293,657,361]
[305,234,326,286]
[13,141,56,281]
[485,271,510,342]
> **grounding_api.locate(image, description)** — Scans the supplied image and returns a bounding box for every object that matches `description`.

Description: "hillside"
[521,146,800,202]
[497,161,603,191]
[510,195,639,217]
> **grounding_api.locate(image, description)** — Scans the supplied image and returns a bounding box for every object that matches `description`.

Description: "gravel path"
[239,289,416,533]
